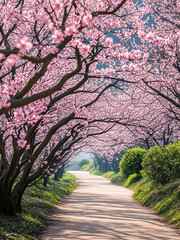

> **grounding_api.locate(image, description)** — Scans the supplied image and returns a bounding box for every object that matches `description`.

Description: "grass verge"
[89,169,180,230]
[133,178,180,229]
[0,172,77,240]
[81,162,94,171]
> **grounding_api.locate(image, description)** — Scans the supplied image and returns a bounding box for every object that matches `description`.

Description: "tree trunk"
[0,185,23,215]
[54,167,64,181]
[0,186,9,214]
[0,174,28,215]
[43,177,48,187]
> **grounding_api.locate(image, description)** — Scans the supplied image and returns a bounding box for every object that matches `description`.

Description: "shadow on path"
[39,171,179,240]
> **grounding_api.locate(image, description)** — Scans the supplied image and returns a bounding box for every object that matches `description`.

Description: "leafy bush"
[79,159,90,168]
[124,173,142,187]
[120,147,146,177]
[111,173,127,186]
[142,142,180,185]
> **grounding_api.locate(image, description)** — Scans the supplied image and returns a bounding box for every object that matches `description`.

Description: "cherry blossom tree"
[0,0,179,215]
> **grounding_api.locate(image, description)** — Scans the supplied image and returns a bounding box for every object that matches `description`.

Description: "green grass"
[110,172,180,230]
[81,162,94,171]
[83,164,180,230]
[133,178,180,229]
[111,172,127,186]
[89,167,102,175]
[0,172,77,240]
[102,171,116,179]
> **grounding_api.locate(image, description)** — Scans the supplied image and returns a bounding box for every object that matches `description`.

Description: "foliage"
[0,172,76,240]
[81,162,94,171]
[79,159,91,168]
[0,0,180,214]
[120,147,146,177]
[133,178,180,229]
[124,173,142,187]
[102,171,116,179]
[142,142,180,185]
[111,173,127,186]
[89,167,102,175]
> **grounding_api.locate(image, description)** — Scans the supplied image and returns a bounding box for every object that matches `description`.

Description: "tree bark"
[54,168,64,181]
[43,177,48,187]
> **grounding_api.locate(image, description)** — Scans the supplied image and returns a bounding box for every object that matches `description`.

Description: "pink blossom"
[138,30,146,41]
[16,36,33,53]
[122,65,128,71]
[83,121,88,127]
[53,0,63,10]
[129,63,137,72]
[3,102,11,108]
[154,37,163,46]
[82,14,92,27]
[14,109,24,120]
[0,53,4,60]
[17,139,27,148]
[4,54,20,67]
[67,131,71,136]
[51,30,64,43]
[65,26,77,36]
[133,50,141,60]
[145,32,154,41]
[105,68,115,76]
[26,144,30,150]
[104,37,113,47]
[80,44,90,54]
[124,32,131,38]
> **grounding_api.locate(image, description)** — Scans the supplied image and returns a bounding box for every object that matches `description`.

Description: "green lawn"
[0,172,76,240]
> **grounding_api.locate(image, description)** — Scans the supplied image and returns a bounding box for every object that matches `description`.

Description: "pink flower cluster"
[14,109,24,120]
[5,54,20,68]
[51,30,64,43]
[82,14,92,27]
[65,26,77,37]
[80,44,90,55]
[16,36,33,53]
[138,31,170,46]
[17,139,27,148]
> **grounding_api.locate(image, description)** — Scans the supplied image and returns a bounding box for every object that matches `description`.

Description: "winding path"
[39,171,179,240]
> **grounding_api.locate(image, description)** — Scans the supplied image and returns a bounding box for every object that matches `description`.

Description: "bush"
[111,173,127,186]
[142,142,180,185]
[124,173,142,187]
[120,147,146,177]
[79,159,90,168]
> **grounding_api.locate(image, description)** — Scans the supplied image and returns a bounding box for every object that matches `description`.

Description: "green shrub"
[79,159,90,168]
[111,173,127,186]
[120,147,146,177]
[142,142,180,185]
[124,173,142,187]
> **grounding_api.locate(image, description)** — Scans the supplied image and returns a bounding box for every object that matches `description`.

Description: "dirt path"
[39,171,179,240]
